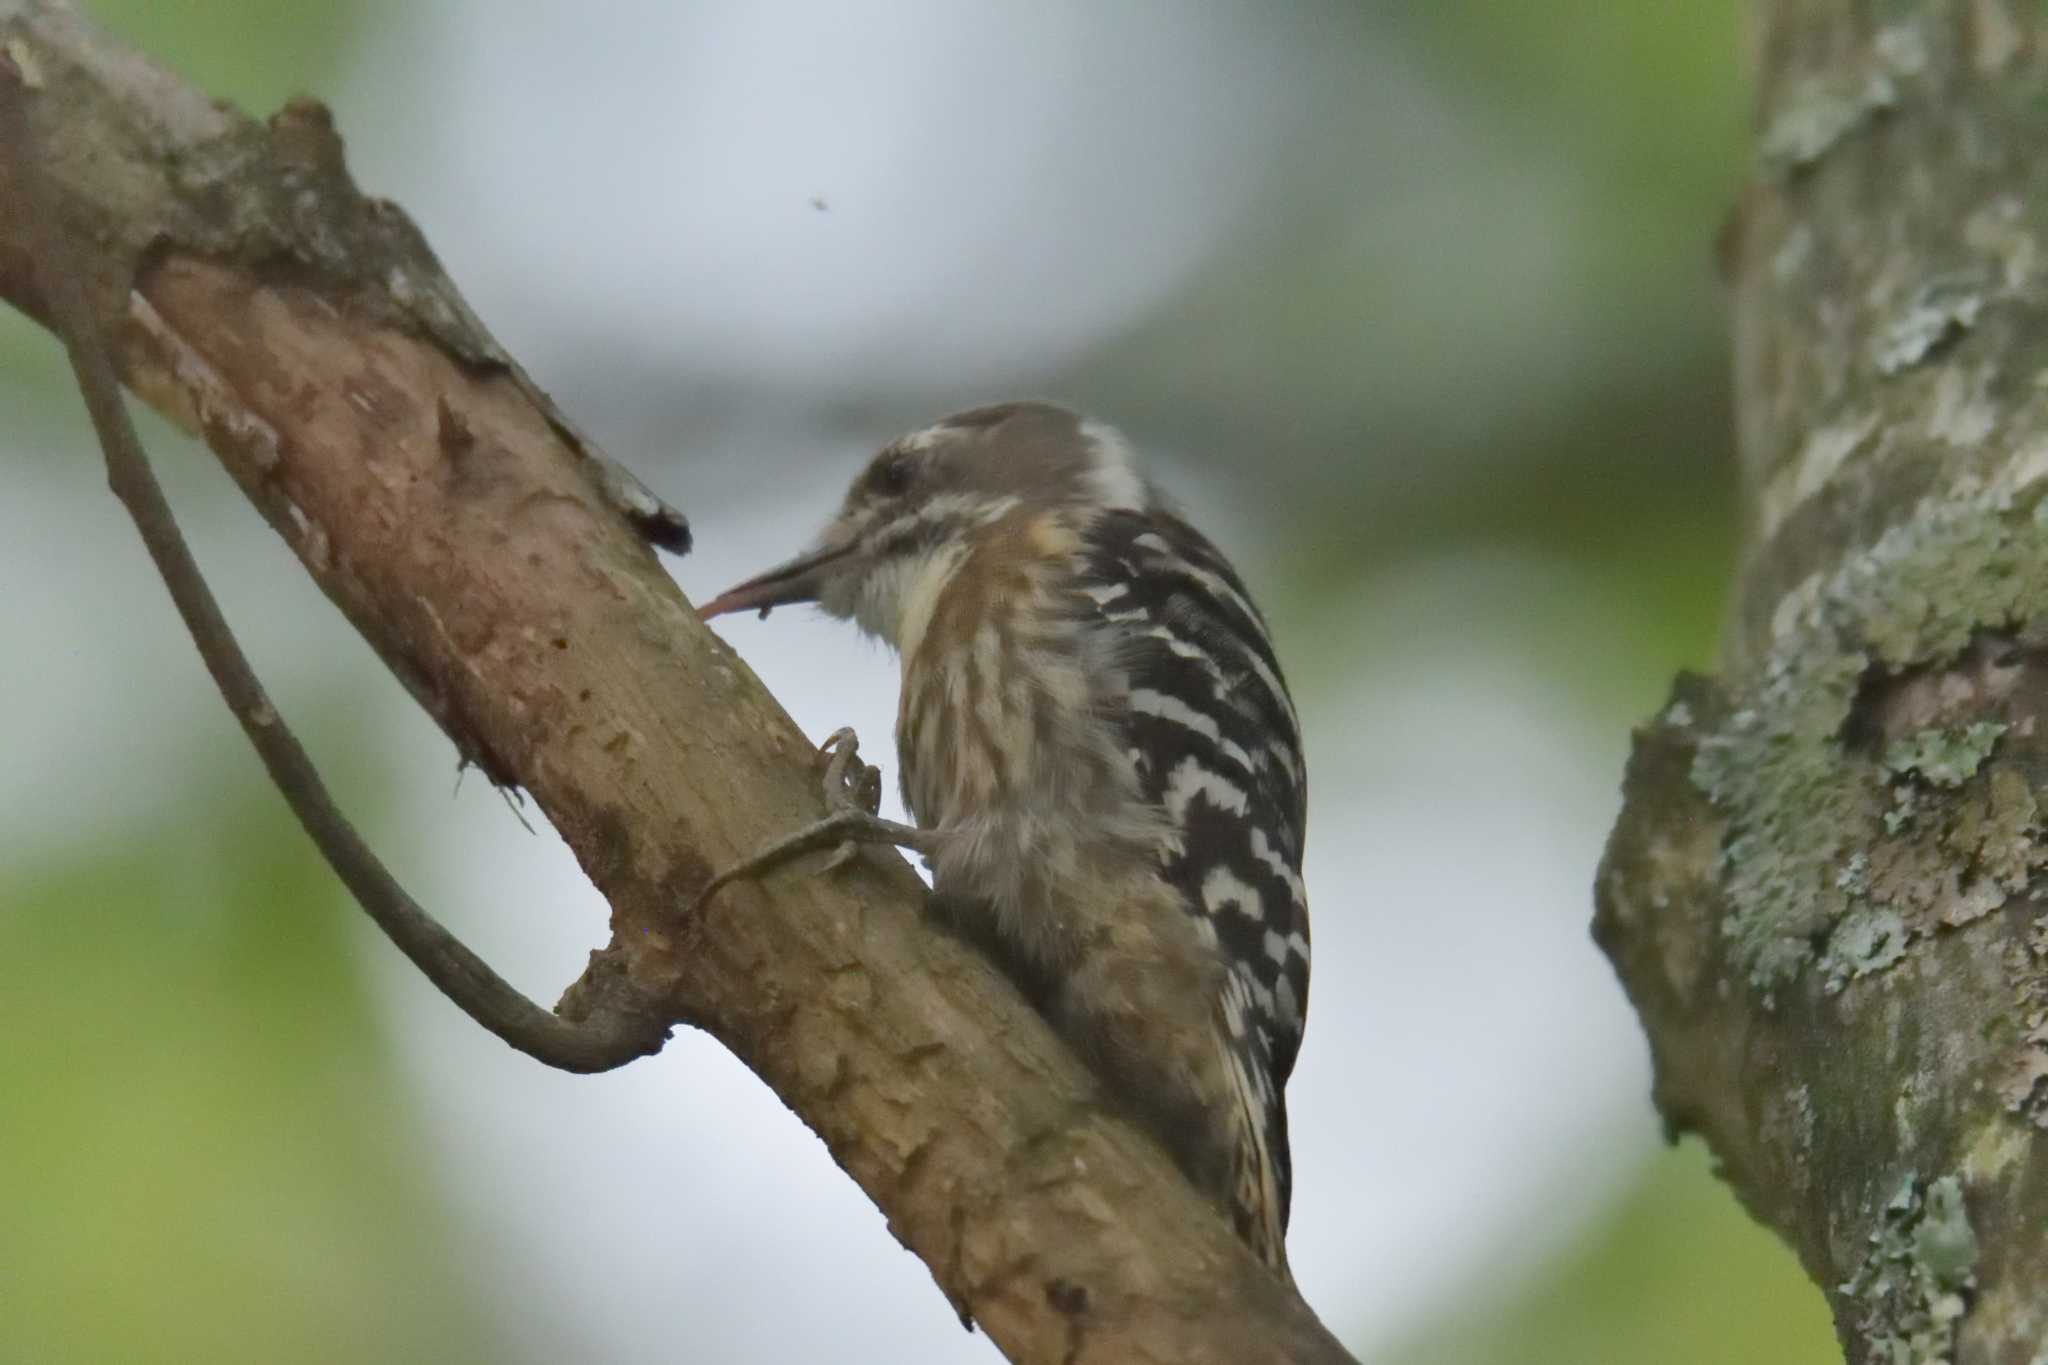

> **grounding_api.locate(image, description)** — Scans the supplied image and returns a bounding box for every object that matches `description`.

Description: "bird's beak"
[698,538,857,620]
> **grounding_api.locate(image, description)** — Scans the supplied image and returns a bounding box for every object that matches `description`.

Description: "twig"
[0,52,667,1074]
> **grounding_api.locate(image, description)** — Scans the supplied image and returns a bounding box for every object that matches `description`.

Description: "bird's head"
[699,401,1153,647]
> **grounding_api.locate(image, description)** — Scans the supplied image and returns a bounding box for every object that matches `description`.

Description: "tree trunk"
[1598,3,2048,1360]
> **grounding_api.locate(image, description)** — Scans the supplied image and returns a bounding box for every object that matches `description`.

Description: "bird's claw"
[818,726,884,817]
[685,726,933,917]
[815,727,884,869]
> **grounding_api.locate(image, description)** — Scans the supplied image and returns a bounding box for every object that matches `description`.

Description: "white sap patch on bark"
[1996,437,2048,493]
[1759,414,1878,539]
[1770,570,1826,645]
[1926,365,1997,448]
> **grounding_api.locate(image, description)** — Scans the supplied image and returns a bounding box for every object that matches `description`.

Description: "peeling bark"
[0,5,1354,1361]
[1599,3,2048,1360]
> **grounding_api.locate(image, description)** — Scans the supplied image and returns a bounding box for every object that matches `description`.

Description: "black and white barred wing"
[1078,509,1312,1090]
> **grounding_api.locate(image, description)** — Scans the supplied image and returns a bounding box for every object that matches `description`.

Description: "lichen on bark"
[1692,482,2048,994]
[1839,1173,1979,1364]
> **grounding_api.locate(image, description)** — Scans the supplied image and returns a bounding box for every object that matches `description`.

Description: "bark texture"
[1598,3,2048,1360]
[0,5,1354,1362]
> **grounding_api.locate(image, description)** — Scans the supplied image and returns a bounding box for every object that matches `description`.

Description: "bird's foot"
[686,727,936,916]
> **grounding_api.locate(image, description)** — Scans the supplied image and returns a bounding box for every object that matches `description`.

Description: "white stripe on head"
[894,425,950,453]
[1080,419,1150,512]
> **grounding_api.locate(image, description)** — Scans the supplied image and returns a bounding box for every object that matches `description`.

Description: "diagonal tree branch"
[0,4,1356,1361]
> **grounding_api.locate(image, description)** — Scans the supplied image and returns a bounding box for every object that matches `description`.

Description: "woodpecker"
[700,401,1309,1273]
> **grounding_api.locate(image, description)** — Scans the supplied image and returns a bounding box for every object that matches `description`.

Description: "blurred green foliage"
[88,0,367,114]
[0,793,503,1364]
[1403,0,1746,294]
[1391,1142,1838,1364]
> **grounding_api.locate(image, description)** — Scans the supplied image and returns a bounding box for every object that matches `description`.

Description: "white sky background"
[1,4,1673,1362]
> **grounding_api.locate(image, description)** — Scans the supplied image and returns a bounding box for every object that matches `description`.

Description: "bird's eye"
[872,455,916,498]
